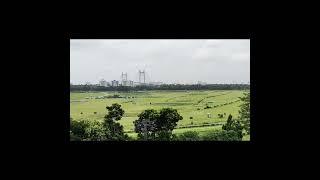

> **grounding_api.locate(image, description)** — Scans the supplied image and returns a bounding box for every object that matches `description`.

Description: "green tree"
[103,103,128,140]
[105,103,124,121]
[239,92,250,134]
[134,109,159,140]
[70,104,128,141]
[84,120,107,141]
[157,108,183,132]
[134,108,183,141]
[222,114,243,139]
[70,119,90,140]
[70,119,108,141]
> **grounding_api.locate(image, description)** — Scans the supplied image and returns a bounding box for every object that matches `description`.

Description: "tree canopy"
[134,108,183,141]
[238,92,250,134]
[222,114,243,139]
[103,103,128,140]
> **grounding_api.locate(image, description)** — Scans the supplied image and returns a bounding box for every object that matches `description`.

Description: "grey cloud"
[70,39,250,84]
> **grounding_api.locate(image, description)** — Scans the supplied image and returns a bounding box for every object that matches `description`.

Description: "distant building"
[121,72,128,86]
[121,80,128,86]
[121,80,134,87]
[99,79,108,87]
[129,80,134,87]
[111,80,119,87]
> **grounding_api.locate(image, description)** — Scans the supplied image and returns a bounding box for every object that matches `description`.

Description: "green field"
[70,90,249,140]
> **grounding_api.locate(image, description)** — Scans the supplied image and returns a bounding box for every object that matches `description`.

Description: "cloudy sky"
[70,39,250,84]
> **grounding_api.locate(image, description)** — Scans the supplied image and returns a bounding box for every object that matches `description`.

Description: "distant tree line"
[70,84,250,92]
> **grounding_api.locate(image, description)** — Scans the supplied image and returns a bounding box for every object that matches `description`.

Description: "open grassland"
[70,90,249,140]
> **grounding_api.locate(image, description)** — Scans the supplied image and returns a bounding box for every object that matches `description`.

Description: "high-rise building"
[121,72,128,86]
[138,70,146,85]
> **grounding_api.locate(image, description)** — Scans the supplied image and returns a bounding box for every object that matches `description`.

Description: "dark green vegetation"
[177,131,200,141]
[202,130,242,141]
[70,104,129,141]
[238,92,250,134]
[134,108,183,141]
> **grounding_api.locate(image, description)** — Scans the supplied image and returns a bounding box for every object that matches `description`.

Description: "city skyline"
[70,39,250,84]
[70,69,250,85]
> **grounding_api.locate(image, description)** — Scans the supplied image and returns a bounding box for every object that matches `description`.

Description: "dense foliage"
[222,114,243,139]
[103,103,128,140]
[70,118,90,139]
[238,92,250,134]
[70,119,107,141]
[134,108,183,141]
[70,103,128,141]
[177,131,200,141]
[202,130,242,141]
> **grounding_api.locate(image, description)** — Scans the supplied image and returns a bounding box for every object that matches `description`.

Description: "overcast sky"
[70,39,250,84]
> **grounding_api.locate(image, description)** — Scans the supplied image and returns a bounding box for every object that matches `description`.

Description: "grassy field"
[70,90,249,140]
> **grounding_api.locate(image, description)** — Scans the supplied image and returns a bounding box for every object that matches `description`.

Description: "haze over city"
[70,39,250,85]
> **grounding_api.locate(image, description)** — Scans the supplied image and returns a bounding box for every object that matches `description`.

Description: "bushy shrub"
[177,131,200,141]
[202,130,242,141]
[107,94,122,98]
[70,119,109,141]
[70,119,90,140]
[156,130,173,141]
[84,120,108,141]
